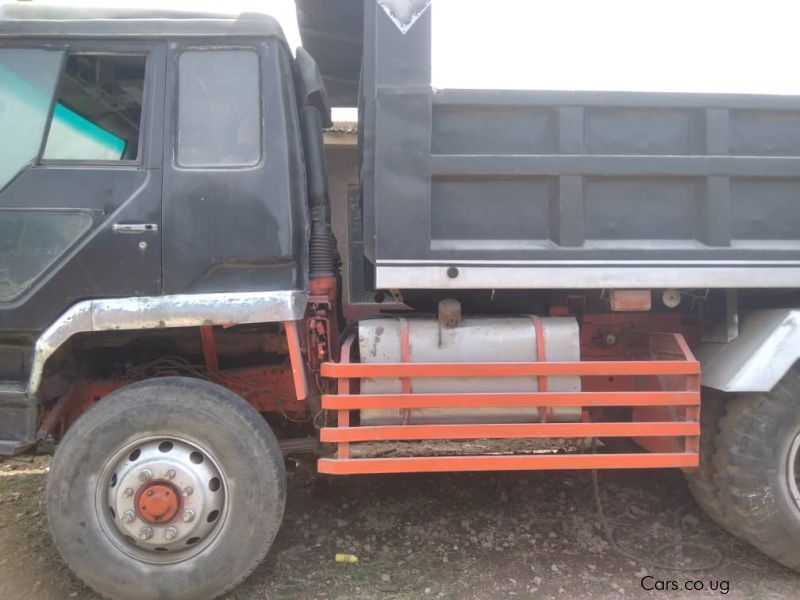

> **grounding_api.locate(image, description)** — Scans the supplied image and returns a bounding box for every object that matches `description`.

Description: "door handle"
[112,223,159,233]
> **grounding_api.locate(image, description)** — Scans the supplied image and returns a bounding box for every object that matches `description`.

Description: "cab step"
[0,381,27,407]
[0,381,37,456]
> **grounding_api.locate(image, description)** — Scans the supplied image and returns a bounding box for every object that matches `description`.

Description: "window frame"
[174,45,264,170]
[36,42,154,168]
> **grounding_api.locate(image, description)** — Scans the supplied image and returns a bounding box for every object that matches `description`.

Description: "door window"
[0,49,63,190]
[0,211,92,301]
[0,51,148,302]
[43,54,147,161]
[177,50,261,167]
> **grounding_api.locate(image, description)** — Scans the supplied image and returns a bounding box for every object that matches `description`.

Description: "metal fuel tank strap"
[530,316,551,422]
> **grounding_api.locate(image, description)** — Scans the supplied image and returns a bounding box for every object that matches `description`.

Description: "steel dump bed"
[359,3,800,289]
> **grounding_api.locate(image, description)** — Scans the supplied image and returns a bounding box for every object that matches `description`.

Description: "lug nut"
[182,509,196,523]
[139,527,153,541]
[164,526,178,541]
[182,486,193,497]
[138,469,153,483]
[165,469,176,480]
[121,510,135,523]
[123,487,135,498]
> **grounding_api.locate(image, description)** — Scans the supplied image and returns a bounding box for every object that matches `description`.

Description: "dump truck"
[2,2,800,598]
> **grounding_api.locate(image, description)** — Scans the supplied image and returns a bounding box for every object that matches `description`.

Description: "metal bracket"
[701,289,739,344]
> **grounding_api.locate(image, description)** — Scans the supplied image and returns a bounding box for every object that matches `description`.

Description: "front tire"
[46,377,286,600]
[714,367,800,571]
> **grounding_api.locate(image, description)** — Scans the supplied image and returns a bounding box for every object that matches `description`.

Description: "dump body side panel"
[360,1,800,289]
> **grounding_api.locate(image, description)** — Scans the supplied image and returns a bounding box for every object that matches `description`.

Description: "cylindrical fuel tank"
[358,317,581,425]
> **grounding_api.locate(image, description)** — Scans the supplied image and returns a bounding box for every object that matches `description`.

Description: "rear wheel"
[46,377,286,600]
[683,389,746,539]
[713,367,800,571]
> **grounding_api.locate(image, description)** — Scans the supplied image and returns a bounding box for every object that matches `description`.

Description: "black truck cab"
[0,7,319,332]
[0,6,330,450]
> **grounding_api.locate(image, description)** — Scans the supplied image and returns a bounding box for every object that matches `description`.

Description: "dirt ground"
[1,451,799,600]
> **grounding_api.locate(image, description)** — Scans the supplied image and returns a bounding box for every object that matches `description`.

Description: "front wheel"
[46,377,286,600]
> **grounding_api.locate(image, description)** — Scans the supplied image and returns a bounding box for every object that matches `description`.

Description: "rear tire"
[683,389,746,539]
[713,367,800,571]
[46,377,286,600]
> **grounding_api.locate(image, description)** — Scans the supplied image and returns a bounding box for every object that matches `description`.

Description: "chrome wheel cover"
[95,435,228,564]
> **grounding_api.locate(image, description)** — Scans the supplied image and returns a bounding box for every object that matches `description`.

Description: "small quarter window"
[177,50,261,168]
[43,54,146,161]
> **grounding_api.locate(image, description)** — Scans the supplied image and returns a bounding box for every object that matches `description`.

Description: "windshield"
[0,49,63,190]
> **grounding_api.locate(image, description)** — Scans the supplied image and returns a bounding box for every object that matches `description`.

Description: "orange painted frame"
[321,422,699,443]
[318,453,699,475]
[324,391,698,410]
[284,320,309,401]
[321,360,699,378]
[318,332,700,475]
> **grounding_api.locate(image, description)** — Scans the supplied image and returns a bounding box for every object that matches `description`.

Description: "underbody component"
[357,316,580,425]
[42,361,309,439]
[609,290,652,312]
[29,290,306,399]
[0,291,308,456]
[319,331,700,475]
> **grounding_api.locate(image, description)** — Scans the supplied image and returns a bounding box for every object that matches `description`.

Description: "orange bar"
[199,325,219,373]
[284,321,308,401]
[336,335,356,459]
[320,360,699,379]
[530,315,551,422]
[672,333,698,362]
[320,421,700,442]
[338,409,351,459]
[317,452,699,475]
[322,390,699,410]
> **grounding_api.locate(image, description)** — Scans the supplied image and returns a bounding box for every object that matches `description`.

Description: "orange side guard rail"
[318,332,700,475]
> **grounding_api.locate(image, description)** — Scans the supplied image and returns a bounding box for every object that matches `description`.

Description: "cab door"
[161,39,307,295]
[0,41,165,336]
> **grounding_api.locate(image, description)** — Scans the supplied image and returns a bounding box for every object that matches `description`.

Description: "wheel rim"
[788,431,800,513]
[96,435,227,564]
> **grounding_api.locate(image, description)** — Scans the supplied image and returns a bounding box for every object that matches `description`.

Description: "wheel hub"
[136,483,180,523]
[101,437,226,560]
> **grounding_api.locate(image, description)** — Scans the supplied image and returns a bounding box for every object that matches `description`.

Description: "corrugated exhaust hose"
[300,105,335,278]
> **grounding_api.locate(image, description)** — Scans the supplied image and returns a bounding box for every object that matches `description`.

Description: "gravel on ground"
[1,452,797,599]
